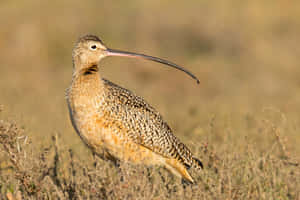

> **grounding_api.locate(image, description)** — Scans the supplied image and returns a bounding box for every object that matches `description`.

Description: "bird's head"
[72,34,200,84]
[72,35,107,72]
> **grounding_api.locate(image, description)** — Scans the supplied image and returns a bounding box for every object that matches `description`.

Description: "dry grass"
[1,0,300,199]
[1,108,299,199]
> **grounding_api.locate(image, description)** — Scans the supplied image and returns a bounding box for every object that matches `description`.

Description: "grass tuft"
[0,107,299,199]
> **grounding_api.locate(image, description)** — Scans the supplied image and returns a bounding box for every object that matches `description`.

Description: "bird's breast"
[66,76,107,149]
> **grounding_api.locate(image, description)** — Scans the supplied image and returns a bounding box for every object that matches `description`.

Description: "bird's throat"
[69,65,105,107]
[83,64,99,75]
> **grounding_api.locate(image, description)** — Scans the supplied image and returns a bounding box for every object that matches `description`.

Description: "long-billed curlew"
[66,35,203,183]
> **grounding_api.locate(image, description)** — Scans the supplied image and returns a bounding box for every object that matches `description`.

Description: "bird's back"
[101,79,202,171]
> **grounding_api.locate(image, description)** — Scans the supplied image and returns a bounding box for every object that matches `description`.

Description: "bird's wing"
[101,79,195,167]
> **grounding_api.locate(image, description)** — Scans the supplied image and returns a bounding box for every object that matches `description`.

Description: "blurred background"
[1,0,300,157]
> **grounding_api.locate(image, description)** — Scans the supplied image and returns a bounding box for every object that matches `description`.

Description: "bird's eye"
[90,45,97,50]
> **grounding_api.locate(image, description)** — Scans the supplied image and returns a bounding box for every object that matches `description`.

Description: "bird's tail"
[164,157,203,184]
[165,158,194,183]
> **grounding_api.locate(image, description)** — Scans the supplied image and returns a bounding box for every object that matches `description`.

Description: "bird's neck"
[69,64,105,99]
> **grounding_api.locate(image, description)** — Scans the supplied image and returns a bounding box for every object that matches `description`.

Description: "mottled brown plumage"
[66,35,202,183]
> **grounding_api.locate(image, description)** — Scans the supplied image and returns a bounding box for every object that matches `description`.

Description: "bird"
[66,34,203,183]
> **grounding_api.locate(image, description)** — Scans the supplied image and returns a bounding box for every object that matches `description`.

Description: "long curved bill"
[105,48,200,84]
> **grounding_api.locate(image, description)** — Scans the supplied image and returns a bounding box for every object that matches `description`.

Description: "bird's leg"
[92,152,97,168]
[102,151,120,167]
[181,178,193,188]
[146,167,153,182]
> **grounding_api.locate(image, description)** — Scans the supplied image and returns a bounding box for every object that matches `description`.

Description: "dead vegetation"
[0,107,299,199]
